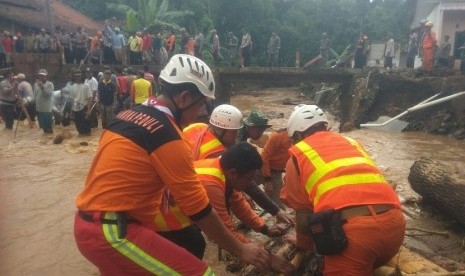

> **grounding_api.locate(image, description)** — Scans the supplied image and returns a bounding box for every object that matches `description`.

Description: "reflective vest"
[153,159,225,232]
[183,123,226,160]
[289,131,400,212]
[422,31,437,50]
[153,189,192,232]
[195,158,226,190]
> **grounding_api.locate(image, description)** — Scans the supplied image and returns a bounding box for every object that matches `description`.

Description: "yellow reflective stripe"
[314,173,387,205]
[199,138,222,156]
[170,206,191,228]
[343,136,374,164]
[154,213,169,231]
[202,266,216,276]
[183,122,204,132]
[195,167,225,182]
[296,141,375,194]
[102,213,181,276]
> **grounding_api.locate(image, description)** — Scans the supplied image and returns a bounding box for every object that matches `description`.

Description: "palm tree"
[107,0,193,33]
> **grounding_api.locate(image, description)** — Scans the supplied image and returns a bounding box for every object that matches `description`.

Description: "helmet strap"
[211,126,227,144]
[168,93,205,126]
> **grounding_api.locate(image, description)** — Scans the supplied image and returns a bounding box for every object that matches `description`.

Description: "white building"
[411,0,465,68]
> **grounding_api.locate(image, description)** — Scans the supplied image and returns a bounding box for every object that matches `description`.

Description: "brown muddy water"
[0,88,464,275]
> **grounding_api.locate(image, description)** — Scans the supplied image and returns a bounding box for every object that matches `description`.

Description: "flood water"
[0,89,464,275]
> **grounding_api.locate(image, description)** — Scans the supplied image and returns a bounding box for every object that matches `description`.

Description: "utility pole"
[45,0,55,32]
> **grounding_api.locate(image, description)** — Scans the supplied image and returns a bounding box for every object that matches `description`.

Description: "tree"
[106,0,193,33]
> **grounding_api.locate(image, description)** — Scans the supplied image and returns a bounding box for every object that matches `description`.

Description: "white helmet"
[159,54,215,99]
[210,104,243,130]
[287,104,328,137]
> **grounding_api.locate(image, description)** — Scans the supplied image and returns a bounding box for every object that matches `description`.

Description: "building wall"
[441,9,465,57]
[367,43,401,68]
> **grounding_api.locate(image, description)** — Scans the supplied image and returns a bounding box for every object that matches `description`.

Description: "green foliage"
[61,0,417,67]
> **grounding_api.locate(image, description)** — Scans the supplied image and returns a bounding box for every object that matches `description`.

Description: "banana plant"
[106,0,192,33]
[328,44,352,67]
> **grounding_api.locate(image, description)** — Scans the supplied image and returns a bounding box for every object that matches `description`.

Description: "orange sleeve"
[280,157,313,211]
[230,190,265,233]
[261,132,279,177]
[204,183,251,243]
[150,139,210,217]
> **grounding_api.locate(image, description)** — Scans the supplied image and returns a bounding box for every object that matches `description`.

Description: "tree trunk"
[408,157,465,226]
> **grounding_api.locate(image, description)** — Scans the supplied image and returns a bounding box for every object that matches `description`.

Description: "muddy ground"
[0,85,464,275]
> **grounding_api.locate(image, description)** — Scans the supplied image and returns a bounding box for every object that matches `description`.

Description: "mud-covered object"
[408,157,465,226]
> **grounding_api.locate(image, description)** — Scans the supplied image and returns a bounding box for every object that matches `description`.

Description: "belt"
[78,211,138,224]
[340,204,395,220]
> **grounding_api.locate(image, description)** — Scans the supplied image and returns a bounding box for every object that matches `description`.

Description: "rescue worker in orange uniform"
[74,54,274,275]
[195,143,290,257]
[155,104,293,258]
[280,104,406,275]
[422,21,437,71]
[196,142,288,244]
[260,128,293,209]
[184,104,243,160]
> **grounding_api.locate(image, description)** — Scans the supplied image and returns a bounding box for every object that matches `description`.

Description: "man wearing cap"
[34,69,54,134]
[422,21,437,71]
[35,29,52,53]
[239,109,271,142]
[105,21,127,65]
[16,73,36,122]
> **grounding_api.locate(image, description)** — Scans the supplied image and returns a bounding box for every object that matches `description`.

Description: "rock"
[453,128,465,139]
[80,142,89,146]
[53,135,64,144]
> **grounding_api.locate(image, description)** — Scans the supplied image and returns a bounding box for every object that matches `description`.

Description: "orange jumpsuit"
[196,158,266,243]
[75,100,214,275]
[422,30,437,71]
[260,129,292,207]
[281,131,406,275]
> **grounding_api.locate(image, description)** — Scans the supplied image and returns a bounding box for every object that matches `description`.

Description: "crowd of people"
[0,63,159,136]
[0,20,283,69]
[3,18,465,73]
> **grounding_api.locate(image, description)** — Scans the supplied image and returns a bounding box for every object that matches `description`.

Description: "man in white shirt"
[84,68,99,128]
[383,33,395,71]
[71,70,93,135]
